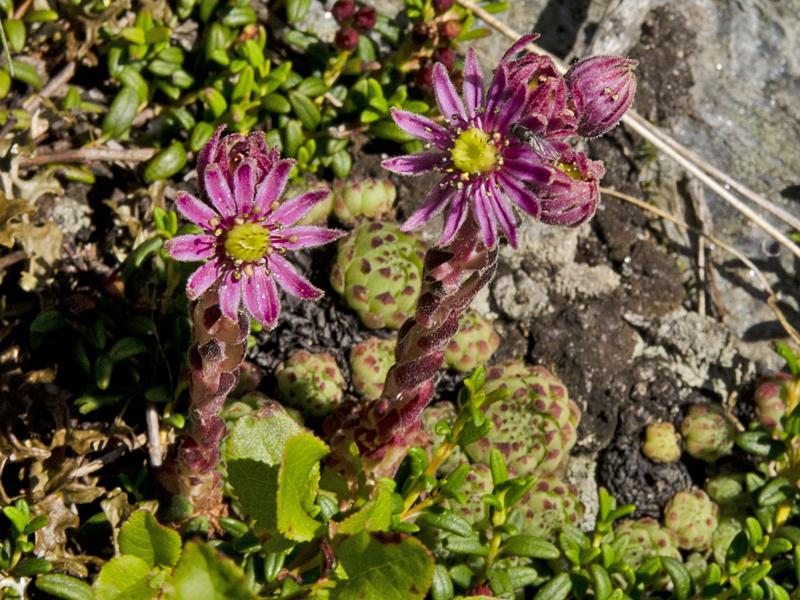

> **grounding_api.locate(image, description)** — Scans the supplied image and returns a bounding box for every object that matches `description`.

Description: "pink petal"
[499,173,540,217]
[491,83,526,133]
[196,125,225,182]
[486,182,518,247]
[501,33,541,62]
[440,189,468,246]
[164,234,216,261]
[401,183,453,231]
[502,157,552,183]
[175,192,219,230]
[484,65,508,127]
[265,189,330,227]
[242,266,279,328]
[390,108,451,149]
[218,271,243,322]
[203,164,236,217]
[268,254,322,300]
[254,159,295,215]
[432,63,467,123]
[233,160,256,215]
[272,225,346,250]
[382,152,446,176]
[473,186,497,248]
[186,261,221,300]
[463,48,484,118]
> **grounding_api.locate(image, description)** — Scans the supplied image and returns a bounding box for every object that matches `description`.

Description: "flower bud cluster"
[332,0,377,51]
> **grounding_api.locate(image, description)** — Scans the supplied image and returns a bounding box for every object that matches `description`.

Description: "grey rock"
[566,454,599,532]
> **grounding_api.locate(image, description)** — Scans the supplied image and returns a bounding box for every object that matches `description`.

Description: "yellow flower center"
[556,161,584,180]
[224,222,271,262]
[450,128,499,175]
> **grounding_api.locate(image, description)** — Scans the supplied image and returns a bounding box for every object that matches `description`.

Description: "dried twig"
[19,147,157,166]
[601,187,800,345]
[0,251,28,272]
[145,403,162,468]
[455,0,800,260]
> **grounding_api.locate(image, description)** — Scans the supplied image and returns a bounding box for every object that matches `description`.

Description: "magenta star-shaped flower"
[165,127,345,327]
[382,49,552,248]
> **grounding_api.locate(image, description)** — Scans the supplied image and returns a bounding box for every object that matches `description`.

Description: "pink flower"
[166,127,345,327]
[382,48,552,248]
[533,148,605,226]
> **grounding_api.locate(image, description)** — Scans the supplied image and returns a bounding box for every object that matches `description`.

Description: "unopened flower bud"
[438,19,461,41]
[335,26,359,51]
[433,0,454,12]
[332,0,356,22]
[353,5,377,31]
[565,55,637,137]
[432,46,456,71]
[416,63,434,90]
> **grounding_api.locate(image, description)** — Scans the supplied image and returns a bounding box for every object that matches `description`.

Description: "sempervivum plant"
[444,310,500,372]
[754,372,791,433]
[642,422,681,463]
[509,477,583,541]
[332,177,397,224]
[350,336,396,401]
[614,518,681,570]
[664,489,720,551]
[331,37,634,480]
[162,127,344,517]
[330,221,426,329]
[465,360,580,478]
[277,350,346,418]
[680,403,736,463]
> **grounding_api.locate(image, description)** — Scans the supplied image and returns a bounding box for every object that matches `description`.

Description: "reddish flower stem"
[160,289,249,520]
[331,213,498,479]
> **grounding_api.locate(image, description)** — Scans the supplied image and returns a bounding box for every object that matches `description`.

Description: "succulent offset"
[681,403,736,463]
[330,221,426,329]
[350,336,396,401]
[444,310,500,373]
[705,473,748,514]
[754,373,791,433]
[664,489,719,551]
[614,518,681,570]
[333,178,396,224]
[465,361,580,478]
[276,350,345,418]
[509,477,583,541]
[642,422,681,463]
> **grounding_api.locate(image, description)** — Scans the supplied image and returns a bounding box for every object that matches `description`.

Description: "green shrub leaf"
[94,555,155,600]
[119,510,181,568]
[36,574,93,600]
[102,87,139,138]
[165,541,256,600]
[276,432,329,541]
[332,532,434,600]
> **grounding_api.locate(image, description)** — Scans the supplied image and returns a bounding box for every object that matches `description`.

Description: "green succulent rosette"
[330,221,426,329]
[465,360,580,478]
